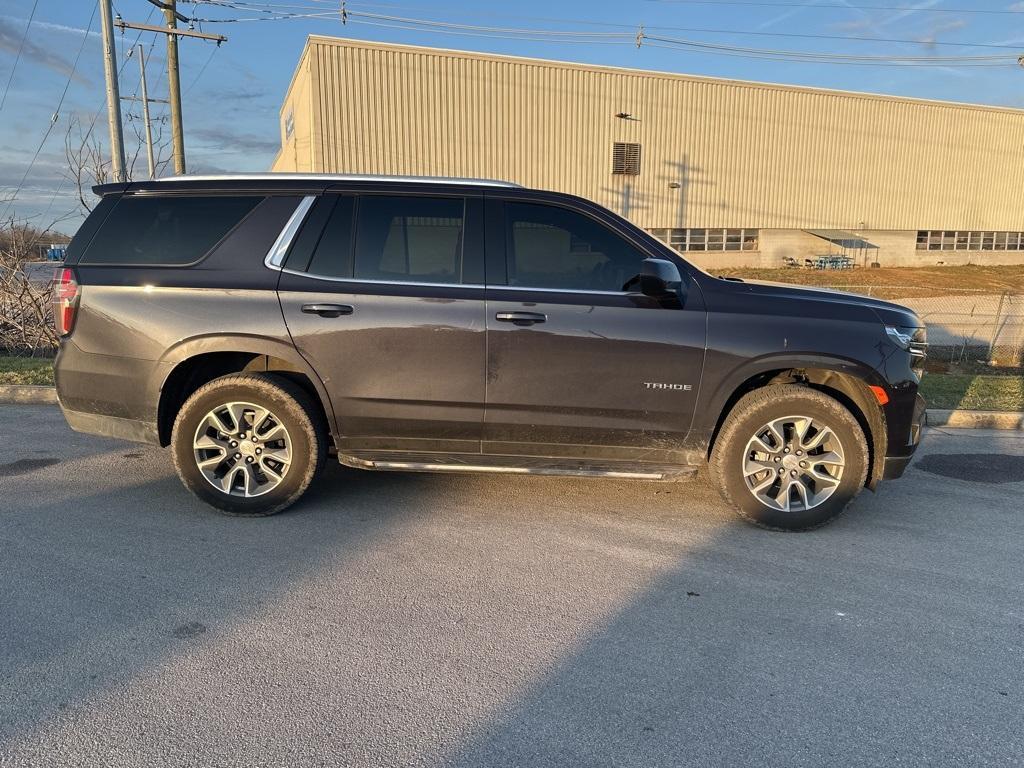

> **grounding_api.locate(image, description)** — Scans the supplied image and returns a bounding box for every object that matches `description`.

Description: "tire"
[709,384,868,531]
[171,373,327,517]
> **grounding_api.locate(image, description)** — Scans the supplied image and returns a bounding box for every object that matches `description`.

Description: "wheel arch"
[154,336,336,447]
[703,356,887,490]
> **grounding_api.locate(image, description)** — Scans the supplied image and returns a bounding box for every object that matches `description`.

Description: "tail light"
[52,267,80,336]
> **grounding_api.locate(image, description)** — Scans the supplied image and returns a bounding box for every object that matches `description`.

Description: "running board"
[337,452,697,481]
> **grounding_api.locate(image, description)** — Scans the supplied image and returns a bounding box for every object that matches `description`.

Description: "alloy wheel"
[192,401,292,497]
[741,415,845,512]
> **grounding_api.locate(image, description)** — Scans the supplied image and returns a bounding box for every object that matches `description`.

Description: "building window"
[648,228,759,252]
[284,109,294,140]
[916,230,1024,251]
[612,142,641,176]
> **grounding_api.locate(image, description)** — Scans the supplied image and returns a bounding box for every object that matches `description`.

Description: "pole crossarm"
[120,95,171,104]
[113,20,227,43]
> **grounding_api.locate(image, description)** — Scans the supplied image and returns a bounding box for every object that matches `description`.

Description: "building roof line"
[305,34,1024,117]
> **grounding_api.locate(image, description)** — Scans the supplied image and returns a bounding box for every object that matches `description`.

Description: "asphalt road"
[1,405,1022,767]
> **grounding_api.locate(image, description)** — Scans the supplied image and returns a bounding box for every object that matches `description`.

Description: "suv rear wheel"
[710,384,868,531]
[171,373,326,516]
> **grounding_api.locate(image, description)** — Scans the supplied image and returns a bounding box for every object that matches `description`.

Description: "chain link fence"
[825,285,1024,368]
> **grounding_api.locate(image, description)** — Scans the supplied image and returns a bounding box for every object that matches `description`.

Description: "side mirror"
[639,257,683,299]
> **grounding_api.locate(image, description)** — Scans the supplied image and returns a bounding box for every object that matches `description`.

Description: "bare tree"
[0,110,177,356]
[64,116,110,215]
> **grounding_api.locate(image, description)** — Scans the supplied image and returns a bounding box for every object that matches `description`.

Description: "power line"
[184,5,1023,67]
[641,0,1024,13]
[188,1,1024,52]
[642,41,1015,67]
[1,3,98,222]
[645,25,1024,52]
[4,6,157,224]
[643,33,1019,65]
[184,43,220,94]
[0,0,41,112]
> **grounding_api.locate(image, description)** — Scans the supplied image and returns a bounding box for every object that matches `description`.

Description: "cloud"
[28,19,100,40]
[1009,2,1024,11]
[0,17,92,85]
[190,126,280,154]
[915,17,969,47]
[882,0,943,27]
[831,18,877,33]
[830,3,971,51]
[757,0,819,31]
[218,87,271,103]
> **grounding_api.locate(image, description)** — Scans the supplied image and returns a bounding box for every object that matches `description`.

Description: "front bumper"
[882,392,926,479]
[882,453,914,480]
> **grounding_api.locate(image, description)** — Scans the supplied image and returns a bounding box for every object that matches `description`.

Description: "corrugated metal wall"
[273,37,1024,231]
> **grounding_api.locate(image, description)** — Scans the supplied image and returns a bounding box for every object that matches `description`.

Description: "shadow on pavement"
[0,457,449,749]
[442,463,1024,767]
[1,415,1022,766]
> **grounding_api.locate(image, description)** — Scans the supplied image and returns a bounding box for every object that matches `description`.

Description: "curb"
[0,385,59,405]
[925,409,1024,430]
[3,386,1024,430]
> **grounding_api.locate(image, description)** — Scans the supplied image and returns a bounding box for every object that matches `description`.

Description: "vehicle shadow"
[438,471,1024,767]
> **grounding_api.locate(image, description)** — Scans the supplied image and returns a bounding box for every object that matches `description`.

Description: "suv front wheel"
[171,373,327,516]
[710,384,869,531]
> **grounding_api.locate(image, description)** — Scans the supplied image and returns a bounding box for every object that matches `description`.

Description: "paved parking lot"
[1,404,1022,767]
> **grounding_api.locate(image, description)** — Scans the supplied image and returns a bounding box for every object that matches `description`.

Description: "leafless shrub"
[0,221,60,356]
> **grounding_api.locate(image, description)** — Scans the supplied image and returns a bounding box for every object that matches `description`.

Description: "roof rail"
[152,172,522,188]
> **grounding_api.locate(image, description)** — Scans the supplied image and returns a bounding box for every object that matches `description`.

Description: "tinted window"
[505,202,645,291]
[354,196,463,283]
[80,195,262,265]
[303,196,355,278]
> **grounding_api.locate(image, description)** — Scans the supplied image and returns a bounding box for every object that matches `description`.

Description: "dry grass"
[920,374,1024,411]
[0,355,55,386]
[708,264,1024,295]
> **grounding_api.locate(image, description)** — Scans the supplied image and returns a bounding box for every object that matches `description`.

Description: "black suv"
[53,174,926,530]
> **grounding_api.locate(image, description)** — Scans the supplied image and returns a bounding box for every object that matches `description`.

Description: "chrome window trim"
[279,267,483,290]
[488,284,629,296]
[277,268,631,296]
[264,195,316,270]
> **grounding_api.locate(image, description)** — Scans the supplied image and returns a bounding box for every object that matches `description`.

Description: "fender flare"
[695,353,888,487]
[150,333,339,439]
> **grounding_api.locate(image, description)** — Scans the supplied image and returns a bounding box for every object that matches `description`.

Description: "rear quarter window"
[79,195,263,266]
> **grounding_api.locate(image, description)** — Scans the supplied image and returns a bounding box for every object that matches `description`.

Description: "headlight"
[886,325,928,374]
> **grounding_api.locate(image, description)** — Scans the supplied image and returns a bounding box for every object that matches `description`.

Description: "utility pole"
[163,0,185,175]
[134,45,156,179]
[115,4,226,177]
[99,0,126,182]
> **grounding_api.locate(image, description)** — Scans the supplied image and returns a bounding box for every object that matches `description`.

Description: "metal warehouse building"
[272,36,1024,269]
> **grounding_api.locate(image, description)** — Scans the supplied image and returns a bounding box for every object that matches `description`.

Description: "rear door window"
[80,195,262,265]
[353,196,464,284]
[301,196,356,278]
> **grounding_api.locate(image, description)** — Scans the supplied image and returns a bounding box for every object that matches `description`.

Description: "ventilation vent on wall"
[612,142,641,175]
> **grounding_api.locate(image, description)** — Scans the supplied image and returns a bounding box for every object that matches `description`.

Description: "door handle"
[301,303,354,318]
[495,311,547,326]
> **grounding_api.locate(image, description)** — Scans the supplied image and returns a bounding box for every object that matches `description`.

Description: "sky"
[2,0,1024,233]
